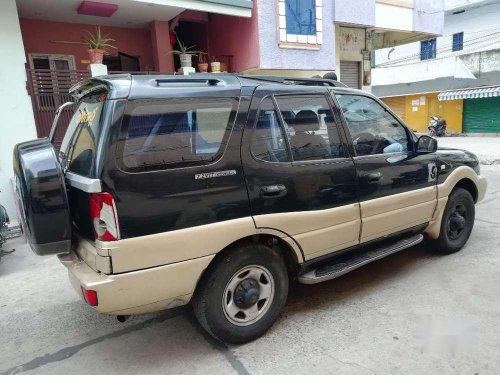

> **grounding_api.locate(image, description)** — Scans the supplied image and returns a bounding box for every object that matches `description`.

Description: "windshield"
[60,91,106,177]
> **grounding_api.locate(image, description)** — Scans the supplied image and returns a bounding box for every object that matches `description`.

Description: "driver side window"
[336,94,410,156]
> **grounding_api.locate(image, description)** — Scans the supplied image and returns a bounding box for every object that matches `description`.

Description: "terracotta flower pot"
[198,63,208,73]
[88,49,105,64]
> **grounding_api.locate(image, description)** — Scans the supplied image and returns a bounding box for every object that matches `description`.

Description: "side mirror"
[416,135,437,154]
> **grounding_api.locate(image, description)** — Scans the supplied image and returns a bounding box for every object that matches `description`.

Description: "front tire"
[431,188,475,254]
[192,243,289,344]
[428,129,436,137]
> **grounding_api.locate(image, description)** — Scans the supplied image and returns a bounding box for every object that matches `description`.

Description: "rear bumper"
[58,252,214,315]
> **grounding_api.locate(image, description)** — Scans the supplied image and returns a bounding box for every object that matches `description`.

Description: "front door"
[242,86,359,261]
[334,93,438,243]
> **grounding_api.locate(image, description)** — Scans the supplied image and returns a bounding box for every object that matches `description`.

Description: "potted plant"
[197,52,208,72]
[210,56,221,73]
[169,37,201,68]
[83,26,116,64]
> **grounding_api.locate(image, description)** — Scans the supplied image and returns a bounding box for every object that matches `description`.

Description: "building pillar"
[0,0,37,218]
[149,20,175,73]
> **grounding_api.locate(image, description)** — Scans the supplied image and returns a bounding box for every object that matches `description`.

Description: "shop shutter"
[463,97,500,133]
[340,61,361,89]
[381,97,406,122]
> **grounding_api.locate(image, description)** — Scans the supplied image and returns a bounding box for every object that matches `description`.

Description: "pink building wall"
[20,18,154,71]
[207,7,260,72]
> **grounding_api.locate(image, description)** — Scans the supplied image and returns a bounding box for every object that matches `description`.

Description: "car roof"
[69,73,366,101]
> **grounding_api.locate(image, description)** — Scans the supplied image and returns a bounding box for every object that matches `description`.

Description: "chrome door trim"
[49,102,74,143]
[65,171,102,193]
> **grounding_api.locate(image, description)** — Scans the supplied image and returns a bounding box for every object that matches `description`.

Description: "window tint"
[117,98,237,172]
[251,97,290,163]
[285,0,316,35]
[336,94,410,156]
[275,95,344,161]
[60,91,106,176]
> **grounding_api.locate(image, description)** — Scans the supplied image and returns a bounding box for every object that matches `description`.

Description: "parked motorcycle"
[428,116,447,137]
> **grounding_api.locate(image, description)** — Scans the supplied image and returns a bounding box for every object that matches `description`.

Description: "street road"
[1,166,499,375]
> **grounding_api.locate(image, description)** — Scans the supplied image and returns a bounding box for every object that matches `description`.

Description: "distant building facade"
[373,0,500,134]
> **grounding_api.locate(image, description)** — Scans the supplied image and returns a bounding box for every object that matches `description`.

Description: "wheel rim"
[222,265,275,327]
[447,203,468,240]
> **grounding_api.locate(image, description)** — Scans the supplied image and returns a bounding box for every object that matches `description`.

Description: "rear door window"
[116,98,238,172]
[250,97,290,163]
[60,91,106,176]
[274,95,345,161]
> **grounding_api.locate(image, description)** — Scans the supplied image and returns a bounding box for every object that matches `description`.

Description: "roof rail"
[238,75,347,88]
[155,78,223,87]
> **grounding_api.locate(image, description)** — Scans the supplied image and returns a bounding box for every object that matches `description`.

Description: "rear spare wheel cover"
[13,138,72,255]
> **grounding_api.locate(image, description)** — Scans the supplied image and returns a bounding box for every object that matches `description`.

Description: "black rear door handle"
[367,172,382,182]
[260,184,287,199]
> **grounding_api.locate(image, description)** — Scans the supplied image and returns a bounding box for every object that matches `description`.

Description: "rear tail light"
[81,287,98,306]
[89,192,120,241]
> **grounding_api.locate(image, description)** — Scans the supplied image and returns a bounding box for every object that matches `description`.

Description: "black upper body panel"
[435,147,480,184]
[66,74,480,240]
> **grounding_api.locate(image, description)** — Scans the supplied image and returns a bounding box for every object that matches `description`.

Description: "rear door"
[334,93,437,243]
[242,85,360,261]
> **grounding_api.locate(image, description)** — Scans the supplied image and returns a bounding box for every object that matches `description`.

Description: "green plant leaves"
[83,26,116,51]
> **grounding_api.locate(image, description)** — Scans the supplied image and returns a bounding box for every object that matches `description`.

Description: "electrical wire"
[377,29,500,65]
[376,29,500,67]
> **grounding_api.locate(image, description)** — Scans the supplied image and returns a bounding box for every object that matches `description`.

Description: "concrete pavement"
[1,166,500,375]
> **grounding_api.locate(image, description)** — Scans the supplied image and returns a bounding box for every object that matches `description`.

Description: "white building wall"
[373,1,500,82]
[0,0,37,218]
[375,3,414,32]
[375,1,500,65]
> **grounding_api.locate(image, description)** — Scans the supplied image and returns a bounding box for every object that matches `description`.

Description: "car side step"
[298,234,424,284]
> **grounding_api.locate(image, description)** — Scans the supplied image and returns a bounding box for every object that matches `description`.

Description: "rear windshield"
[60,91,106,176]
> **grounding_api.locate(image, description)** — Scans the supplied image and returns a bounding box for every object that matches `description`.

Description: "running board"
[298,234,424,284]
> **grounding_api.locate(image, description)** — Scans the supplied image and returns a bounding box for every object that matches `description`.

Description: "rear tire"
[431,188,475,254]
[192,243,289,344]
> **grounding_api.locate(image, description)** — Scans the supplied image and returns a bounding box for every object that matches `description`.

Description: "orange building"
[381,93,463,134]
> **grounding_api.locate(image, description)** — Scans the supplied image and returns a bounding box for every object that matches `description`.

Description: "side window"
[275,95,344,161]
[336,94,410,156]
[117,98,237,172]
[251,97,290,163]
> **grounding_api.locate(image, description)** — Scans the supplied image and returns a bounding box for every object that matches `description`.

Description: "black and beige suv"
[14,74,486,344]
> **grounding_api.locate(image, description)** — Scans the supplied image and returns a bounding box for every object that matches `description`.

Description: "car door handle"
[367,172,382,182]
[260,184,287,199]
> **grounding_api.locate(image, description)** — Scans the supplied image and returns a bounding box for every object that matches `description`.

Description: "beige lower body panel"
[424,166,487,239]
[424,197,448,239]
[437,166,487,201]
[59,252,214,315]
[253,204,361,261]
[360,186,437,243]
[361,200,436,243]
[74,236,111,274]
[477,176,487,202]
[104,217,257,273]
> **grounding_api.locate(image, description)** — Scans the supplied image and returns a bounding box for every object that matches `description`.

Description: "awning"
[438,86,500,101]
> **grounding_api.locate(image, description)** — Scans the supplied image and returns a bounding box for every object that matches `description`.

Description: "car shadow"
[283,243,439,316]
